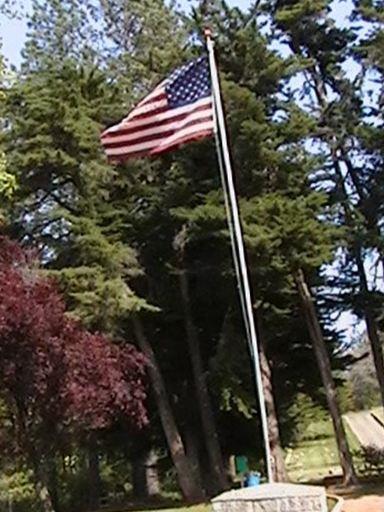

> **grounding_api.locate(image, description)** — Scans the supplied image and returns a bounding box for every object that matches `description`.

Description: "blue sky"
[0,0,354,66]
[0,0,252,65]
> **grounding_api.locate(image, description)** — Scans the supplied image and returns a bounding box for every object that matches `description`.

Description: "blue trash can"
[245,472,260,487]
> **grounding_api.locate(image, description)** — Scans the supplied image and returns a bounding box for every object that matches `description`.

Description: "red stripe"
[101,103,212,141]
[102,112,214,150]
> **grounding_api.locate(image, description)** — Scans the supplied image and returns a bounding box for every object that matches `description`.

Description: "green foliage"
[0,154,16,199]
[284,393,330,443]
[0,469,36,504]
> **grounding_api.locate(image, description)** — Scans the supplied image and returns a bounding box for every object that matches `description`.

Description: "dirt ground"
[331,482,384,511]
[343,496,384,511]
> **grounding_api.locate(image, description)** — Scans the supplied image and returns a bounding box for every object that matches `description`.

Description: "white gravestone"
[211,483,328,512]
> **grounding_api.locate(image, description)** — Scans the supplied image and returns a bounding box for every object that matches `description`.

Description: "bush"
[358,445,384,476]
[0,469,40,512]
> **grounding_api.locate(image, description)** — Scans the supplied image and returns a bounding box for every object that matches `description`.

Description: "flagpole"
[205,28,273,483]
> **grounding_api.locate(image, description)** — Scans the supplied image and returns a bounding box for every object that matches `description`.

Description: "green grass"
[286,419,361,482]
[119,506,211,512]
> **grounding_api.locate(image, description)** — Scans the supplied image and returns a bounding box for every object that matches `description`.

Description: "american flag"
[101,57,214,162]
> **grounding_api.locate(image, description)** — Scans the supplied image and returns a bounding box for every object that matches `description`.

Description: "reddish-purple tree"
[0,237,147,512]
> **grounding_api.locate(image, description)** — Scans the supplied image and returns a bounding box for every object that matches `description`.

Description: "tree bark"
[145,449,160,497]
[132,448,160,498]
[29,451,56,512]
[132,315,204,502]
[330,151,384,408]
[184,421,204,492]
[34,477,56,512]
[355,253,384,407]
[295,269,357,485]
[256,318,288,482]
[87,438,101,510]
[307,62,384,410]
[15,409,56,512]
[177,268,228,493]
[46,456,60,512]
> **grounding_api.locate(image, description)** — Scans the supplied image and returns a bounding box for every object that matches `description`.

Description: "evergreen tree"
[4,0,207,500]
[267,0,384,413]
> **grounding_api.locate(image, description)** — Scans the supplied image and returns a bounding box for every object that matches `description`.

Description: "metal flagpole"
[205,28,274,483]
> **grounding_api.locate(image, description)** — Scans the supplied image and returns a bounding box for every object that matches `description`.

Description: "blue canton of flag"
[167,57,211,108]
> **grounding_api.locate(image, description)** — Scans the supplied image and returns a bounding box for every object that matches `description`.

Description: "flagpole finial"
[204,27,213,40]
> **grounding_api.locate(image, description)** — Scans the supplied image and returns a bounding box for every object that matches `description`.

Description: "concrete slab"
[212,483,328,512]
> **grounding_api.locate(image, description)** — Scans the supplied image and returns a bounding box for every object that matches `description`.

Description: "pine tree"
[4,0,207,500]
[267,0,384,413]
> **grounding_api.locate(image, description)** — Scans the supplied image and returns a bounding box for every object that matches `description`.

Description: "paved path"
[343,496,384,511]
[344,411,384,449]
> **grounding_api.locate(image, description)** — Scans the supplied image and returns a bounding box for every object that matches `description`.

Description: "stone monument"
[211,483,328,512]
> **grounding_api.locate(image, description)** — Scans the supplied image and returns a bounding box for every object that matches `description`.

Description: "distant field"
[285,419,360,482]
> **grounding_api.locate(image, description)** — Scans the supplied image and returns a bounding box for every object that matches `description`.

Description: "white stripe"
[102,108,213,146]
[126,97,168,121]
[102,96,212,138]
[103,88,167,135]
[105,119,214,157]
[136,82,165,107]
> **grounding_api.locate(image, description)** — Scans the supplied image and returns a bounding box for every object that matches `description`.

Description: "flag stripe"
[125,96,168,121]
[154,120,214,151]
[108,128,213,162]
[102,107,213,147]
[151,129,214,155]
[104,119,214,157]
[102,97,212,140]
[136,83,164,107]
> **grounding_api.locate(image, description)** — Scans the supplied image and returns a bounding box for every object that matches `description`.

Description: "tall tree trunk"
[177,267,228,493]
[184,421,205,492]
[132,315,204,502]
[256,318,288,482]
[295,269,357,485]
[16,410,56,512]
[355,252,384,407]
[331,151,384,408]
[29,452,56,512]
[34,477,56,512]
[308,62,384,409]
[144,449,160,497]
[132,448,160,498]
[87,438,101,510]
[46,456,60,512]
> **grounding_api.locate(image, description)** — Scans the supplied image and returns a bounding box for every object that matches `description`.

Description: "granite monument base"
[211,483,328,512]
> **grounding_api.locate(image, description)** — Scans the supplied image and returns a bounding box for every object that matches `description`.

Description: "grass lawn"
[118,506,211,512]
[334,480,384,499]
[285,419,361,482]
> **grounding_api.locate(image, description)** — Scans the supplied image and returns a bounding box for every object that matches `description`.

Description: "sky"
[0,0,355,66]
[0,0,252,65]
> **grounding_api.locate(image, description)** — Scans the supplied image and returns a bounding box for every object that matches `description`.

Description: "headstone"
[211,483,328,512]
